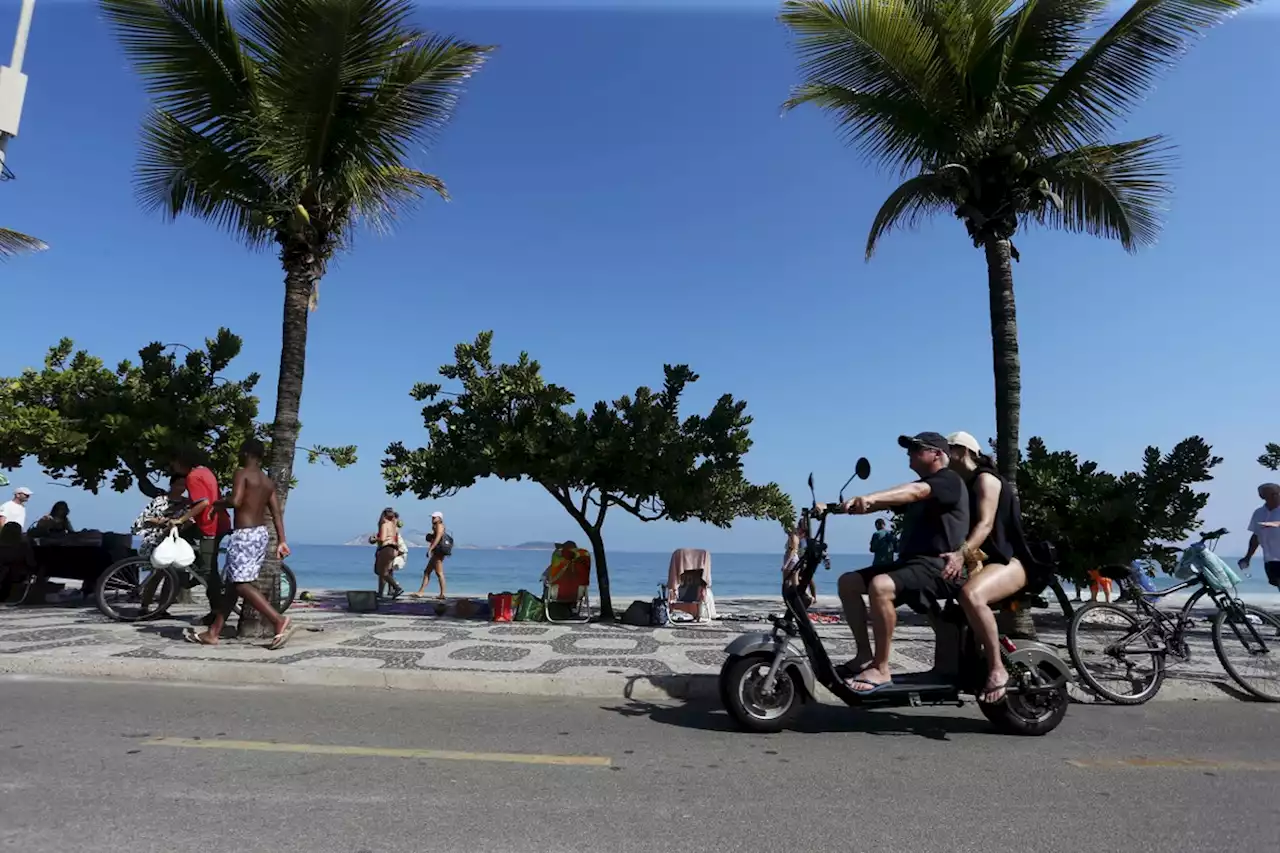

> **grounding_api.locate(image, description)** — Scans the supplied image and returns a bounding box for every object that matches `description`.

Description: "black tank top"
[969,463,1017,564]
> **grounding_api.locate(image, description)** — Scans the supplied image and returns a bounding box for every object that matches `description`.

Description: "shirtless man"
[184,439,295,650]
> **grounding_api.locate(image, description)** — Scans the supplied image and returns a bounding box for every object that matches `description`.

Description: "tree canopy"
[1259,443,1280,472]
[383,331,794,616]
[1,329,355,498]
[1016,435,1222,583]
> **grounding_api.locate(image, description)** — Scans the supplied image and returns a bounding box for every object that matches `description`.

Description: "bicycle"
[95,546,296,623]
[1066,531,1279,703]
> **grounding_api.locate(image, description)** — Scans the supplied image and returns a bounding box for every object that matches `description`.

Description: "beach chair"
[667,548,715,622]
[543,544,592,623]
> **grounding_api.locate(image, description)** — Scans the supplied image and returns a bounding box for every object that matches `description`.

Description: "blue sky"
[2,1,1277,555]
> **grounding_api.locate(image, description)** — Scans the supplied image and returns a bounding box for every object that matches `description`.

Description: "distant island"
[340,533,557,551]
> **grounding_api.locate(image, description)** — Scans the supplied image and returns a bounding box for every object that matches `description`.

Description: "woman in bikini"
[372,507,404,599]
[411,512,449,600]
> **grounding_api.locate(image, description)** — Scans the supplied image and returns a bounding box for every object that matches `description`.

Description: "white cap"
[14,486,32,497]
[431,511,443,520]
[946,431,982,455]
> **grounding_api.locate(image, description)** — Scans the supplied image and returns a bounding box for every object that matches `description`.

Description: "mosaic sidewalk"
[0,596,1255,702]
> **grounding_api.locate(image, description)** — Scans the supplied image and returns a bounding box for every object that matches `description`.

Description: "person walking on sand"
[411,511,451,600]
[183,439,294,650]
[372,507,404,599]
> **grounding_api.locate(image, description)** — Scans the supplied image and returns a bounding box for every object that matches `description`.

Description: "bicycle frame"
[1116,572,1255,659]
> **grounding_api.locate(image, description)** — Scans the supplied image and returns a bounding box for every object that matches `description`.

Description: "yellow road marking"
[1068,758,1280,771]
[142,737,611,767]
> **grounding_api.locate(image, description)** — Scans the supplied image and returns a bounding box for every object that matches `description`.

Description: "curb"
[0,655,721,702]
[0,654,1245,703]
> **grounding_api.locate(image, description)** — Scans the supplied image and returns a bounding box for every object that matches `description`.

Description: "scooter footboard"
[724,633,816,698]
[1006,640,1070,691]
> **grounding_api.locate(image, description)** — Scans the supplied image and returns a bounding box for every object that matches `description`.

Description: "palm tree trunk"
[983,238,1021,484]
[238,244,321,639]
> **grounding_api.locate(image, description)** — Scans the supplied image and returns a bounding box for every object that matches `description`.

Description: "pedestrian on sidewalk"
[411,511,451,600]
[184,439,294,650]
[372,507,404,599]
[168,449,232,625]
[1240,483,1280,589]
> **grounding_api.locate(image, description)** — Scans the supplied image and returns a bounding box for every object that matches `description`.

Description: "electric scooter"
[719,459,1071,735]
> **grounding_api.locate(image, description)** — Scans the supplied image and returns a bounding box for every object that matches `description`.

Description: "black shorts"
[1265,561,1280,588]
[857,557,960,614]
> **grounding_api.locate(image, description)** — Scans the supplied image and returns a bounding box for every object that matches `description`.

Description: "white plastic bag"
[151,529,196,569]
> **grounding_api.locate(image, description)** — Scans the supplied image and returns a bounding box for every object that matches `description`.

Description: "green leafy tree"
[102,0,489,634]
[1016,435,1222,585]
[1,330,356,500]
[780,0,1250,481]
[383,332,795,618]
[99,0,491,509]
[1258,443,1280,471]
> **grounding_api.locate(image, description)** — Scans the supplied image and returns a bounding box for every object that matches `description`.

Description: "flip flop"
[847,676,894,695]
[267,619,296,651]
[979,676,1009,705]
[183,628,217,646]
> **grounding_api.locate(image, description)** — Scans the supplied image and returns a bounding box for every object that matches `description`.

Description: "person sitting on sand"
[184,439,295,650]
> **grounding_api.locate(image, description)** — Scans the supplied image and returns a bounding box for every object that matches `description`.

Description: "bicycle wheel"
[230,564,297,615]
[1212,604,1280,702]
[95,557,179,622]
[1067,602,1165,704]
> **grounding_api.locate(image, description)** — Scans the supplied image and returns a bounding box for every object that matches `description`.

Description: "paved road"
[2,676,1278,853]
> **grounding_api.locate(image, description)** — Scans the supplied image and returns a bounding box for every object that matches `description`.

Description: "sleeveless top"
[968,463,1018,565]
[968,463,1052,593]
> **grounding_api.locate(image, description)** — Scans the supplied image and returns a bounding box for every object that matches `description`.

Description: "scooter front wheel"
[720,653,804,733]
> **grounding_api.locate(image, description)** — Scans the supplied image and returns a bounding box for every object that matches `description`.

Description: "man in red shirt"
[169,450,232,626]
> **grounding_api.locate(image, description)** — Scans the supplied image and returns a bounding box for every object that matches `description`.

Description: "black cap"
[898,432,950,453]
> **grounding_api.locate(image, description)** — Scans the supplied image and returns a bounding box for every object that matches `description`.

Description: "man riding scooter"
[818,432,969,694]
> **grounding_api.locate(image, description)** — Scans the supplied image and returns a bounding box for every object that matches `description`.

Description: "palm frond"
[780,0,958,170]
[99,0,259,139]
[243,0,491,198]
[865,172,953,259]
[0,228,48,258]
[1029,135,1174,250]
[1019,0,1250,152]
[136,109,276,247]
[971,0,1102,114]
[355,166,449,233]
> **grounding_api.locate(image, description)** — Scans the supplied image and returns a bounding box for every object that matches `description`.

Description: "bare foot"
[979,669,1009,704]
[183,628,217,646]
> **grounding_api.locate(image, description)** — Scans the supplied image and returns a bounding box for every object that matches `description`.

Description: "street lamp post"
[0,0,36,179]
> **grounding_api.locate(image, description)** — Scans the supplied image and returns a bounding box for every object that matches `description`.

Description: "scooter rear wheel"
[979,661,1069,736]
[721,653,804,734]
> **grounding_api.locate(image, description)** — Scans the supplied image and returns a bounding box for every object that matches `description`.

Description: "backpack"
[437,532,454,556]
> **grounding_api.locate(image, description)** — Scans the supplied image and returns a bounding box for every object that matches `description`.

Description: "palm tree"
[101,0,491,633]
[0,227,46,258]
[781,0,1249,482]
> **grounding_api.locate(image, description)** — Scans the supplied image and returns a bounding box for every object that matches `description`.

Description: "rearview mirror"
[855,457,871,480]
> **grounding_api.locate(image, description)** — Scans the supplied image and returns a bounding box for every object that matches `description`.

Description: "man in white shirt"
[0,486,32,530]
[1240,483,1280,589]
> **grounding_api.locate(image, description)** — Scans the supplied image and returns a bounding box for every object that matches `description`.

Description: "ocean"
[283,544,1280,603]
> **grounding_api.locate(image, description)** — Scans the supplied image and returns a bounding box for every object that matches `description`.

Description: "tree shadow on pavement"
[601,698,997,741]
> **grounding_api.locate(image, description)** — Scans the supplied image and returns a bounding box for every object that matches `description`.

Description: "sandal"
[267,618,296,651]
